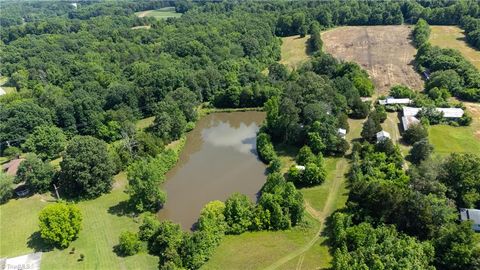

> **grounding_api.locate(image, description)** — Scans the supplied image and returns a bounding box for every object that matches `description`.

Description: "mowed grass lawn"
[201,213,322,270]
[0,174,158,269]
[135,7,181,19]
[280,35,311,70]
[429,26,480,70]
[429,102,480,155]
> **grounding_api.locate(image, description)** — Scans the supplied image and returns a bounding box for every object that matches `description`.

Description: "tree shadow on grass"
[108,200,141,218]
[27,232,54,252]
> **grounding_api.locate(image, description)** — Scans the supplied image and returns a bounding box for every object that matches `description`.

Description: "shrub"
[403,123,428,145]
[117,231,142,256]
[256,132,277,164]
[0,172,13,204]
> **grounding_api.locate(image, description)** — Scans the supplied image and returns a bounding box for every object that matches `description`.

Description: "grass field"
[429,26,480,70]
[429,102,480,155]
[0,173,158,269]
[280,35,311,70]
[322,26,423,95]
[202,213,323,270]
[0,76,16,94]
[135,7,181,20]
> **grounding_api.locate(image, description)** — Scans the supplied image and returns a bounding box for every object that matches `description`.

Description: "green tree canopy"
[38,202,82,248]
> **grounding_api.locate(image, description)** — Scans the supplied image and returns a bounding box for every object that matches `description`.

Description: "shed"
[337,128,347,139]
[0,87,6,96]
[376,130,390,143]
[378,97,412,105]
[460,208,480,232]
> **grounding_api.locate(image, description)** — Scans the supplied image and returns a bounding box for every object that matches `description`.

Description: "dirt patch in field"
[322,26,424,95]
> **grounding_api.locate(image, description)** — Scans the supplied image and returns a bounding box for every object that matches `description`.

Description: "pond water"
[157,111,267,230]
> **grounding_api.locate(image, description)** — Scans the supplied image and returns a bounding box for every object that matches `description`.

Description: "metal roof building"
[378,97,412,105]
[460,208,480,232]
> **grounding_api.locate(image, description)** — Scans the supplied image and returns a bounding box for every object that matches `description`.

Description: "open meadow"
[280,35,311,70]
[429,26,480,70]
[322,26,424,95]
[135,7,181,20]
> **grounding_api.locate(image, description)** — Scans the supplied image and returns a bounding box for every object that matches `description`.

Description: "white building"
[460,208,480,232]
[0,87,6,96]
[337,128,347,139]
[401,106,464,130]
[378,97,412,105]
[376,130,390,143]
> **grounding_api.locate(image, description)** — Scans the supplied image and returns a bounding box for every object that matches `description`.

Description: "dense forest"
[1,1,480,269]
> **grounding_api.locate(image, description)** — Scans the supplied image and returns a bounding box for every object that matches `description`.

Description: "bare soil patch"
[322,26,424,95]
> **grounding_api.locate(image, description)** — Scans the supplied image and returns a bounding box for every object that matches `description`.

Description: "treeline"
[412,18,480,102]
[460,16,480,49]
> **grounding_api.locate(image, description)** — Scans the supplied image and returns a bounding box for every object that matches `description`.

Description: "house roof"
[460,208,480,225]
[401,115,420,131]
[337,128,347,135]
[402,106,464,118]
[2,158,25,176]
[437,107,464,118]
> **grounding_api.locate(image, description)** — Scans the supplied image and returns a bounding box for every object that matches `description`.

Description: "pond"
[157,111,267,230]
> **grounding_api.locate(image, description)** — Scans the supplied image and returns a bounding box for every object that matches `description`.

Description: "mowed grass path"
[429,102,480,155]
[429,26,480,70]
[280,35,311,70]
[135,7,181,19]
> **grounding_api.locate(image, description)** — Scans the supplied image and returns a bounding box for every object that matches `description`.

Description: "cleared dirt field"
[322,26,424,95]
[429,26,480,70]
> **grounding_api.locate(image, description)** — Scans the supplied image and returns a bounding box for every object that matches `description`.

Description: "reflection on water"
[157,111,266,230]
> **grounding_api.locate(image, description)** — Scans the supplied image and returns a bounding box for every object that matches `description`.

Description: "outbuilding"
[376,130,390,143]
[337,128,347,139]
[378,97,412,105]
[460,208,480,232]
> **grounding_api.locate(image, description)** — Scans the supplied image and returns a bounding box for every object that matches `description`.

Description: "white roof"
[460,208,480,225]
[402,106,464,118]
[376,130,390,141]
[379,97,412,105]
[401,115,420,131]
[402,106,421,117]
[295,165,305,171]
[0,87,6,96]
[437,107,464,118]
[337,128,347,135]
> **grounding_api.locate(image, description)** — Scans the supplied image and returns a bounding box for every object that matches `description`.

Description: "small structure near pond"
[460,208,480,232]
[337,128,347,139]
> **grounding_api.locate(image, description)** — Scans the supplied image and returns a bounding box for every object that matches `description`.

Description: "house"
[376,130,390,143]
[378,97,412,105]
[2,158,25,176]
[401,106,464,130]
[337,128,347,139]
[460,208,480,232]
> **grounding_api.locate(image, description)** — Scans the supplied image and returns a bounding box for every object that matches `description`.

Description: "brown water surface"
[157,111,266,230]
